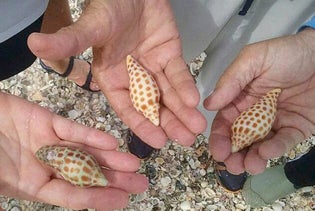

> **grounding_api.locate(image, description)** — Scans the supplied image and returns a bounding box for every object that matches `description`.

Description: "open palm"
[0,93,148,210]
[28,0,207,148]
[204,29,315,175]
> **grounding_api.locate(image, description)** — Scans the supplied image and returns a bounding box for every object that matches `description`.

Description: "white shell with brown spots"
[231,88,281,153]
[35,145,108,187]
[127,55,160,126]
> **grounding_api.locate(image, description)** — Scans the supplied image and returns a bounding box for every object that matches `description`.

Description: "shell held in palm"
[231,88,281,153]
[126,55,160,126]
[35,145,108,187]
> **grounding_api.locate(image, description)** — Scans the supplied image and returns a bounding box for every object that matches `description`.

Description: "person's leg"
[242,146,315,207]
[285,146,315,187]
[39,0,98,91]
[0,15,43,80]
[41,0,72,33]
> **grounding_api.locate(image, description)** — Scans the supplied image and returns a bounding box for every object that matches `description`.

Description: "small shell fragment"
[35,145,108,187]
[126,55,160,126]
[231,88,281,153]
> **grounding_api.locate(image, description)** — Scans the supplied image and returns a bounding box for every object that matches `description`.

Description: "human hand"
[0,92,148,210]
[27,0,207,148]
[204,29,315,175]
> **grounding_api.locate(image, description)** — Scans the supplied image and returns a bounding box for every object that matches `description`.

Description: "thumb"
[27,2,111,60]
[203,48,257,111]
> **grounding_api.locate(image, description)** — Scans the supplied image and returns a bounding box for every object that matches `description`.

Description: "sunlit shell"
[126,55,160,126]
[35,145,108,187]
[231,88,281,153]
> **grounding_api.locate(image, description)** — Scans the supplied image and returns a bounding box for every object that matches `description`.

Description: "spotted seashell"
[127,55,160,126]
[231,88,281,153]
[35,145,108,187]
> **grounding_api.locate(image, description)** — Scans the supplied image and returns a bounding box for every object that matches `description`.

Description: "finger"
[104,170,149,194]
[28,2,110,60]
[164,57,200,107]
[84,150,141,172]
[224,152,246,174]
[52,115,118,150]
[37,180,130,210]
[106,90,167,148]
[244,143,268,175]
[163,88,207,135]
[208,105,237,162]
[258,128,305,160]
[203,49,257,111]
[156,71,207,134]
[159,107,196,146]
[208,132,231,162]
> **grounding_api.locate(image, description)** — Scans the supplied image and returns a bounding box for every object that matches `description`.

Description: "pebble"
[145,165,157,181]
[160,176,172,187]
[213,197,220,203]
[199,169,207,176]
[300,186,313,193]
[67,109,80,119]
[118,138,125,147]
[175,180,187,191]
[200,181,208,188]
[262,207,273,211]
[135,193,147,202]
[199,52,207,61]
[150,197,160,206]
[206,204,218,210]
[272,202,283,211]
[30,90,43,101]
[207,166,215,173]
[189,63,200,75]
[104,124,111,131]
[180,201,191,210]
[235,203,246,210]
[96,116,106,122]
[109,129,121,139]
[188,158,197,169]
[155,157,165,165]
[203,187,216,198]
[169,168,181,178]
[168,150,175,156]
[10,206,22,211]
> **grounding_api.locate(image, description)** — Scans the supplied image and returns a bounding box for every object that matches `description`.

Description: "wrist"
[298,28,315,63]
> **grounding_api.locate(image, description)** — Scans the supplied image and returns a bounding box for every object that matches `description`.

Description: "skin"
[28,0,207,148]
[0,92,148,210]
[40,0,99,91]
[204,28,315,175]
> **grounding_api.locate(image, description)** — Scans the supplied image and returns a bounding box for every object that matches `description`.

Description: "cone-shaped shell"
[231,88,281,153]
[36,145,108,187]
[126,55,160,126]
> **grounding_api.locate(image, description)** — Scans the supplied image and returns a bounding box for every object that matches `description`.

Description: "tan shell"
[35,145,108,187]
[231,88,281,153]
[126,55,160,126]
